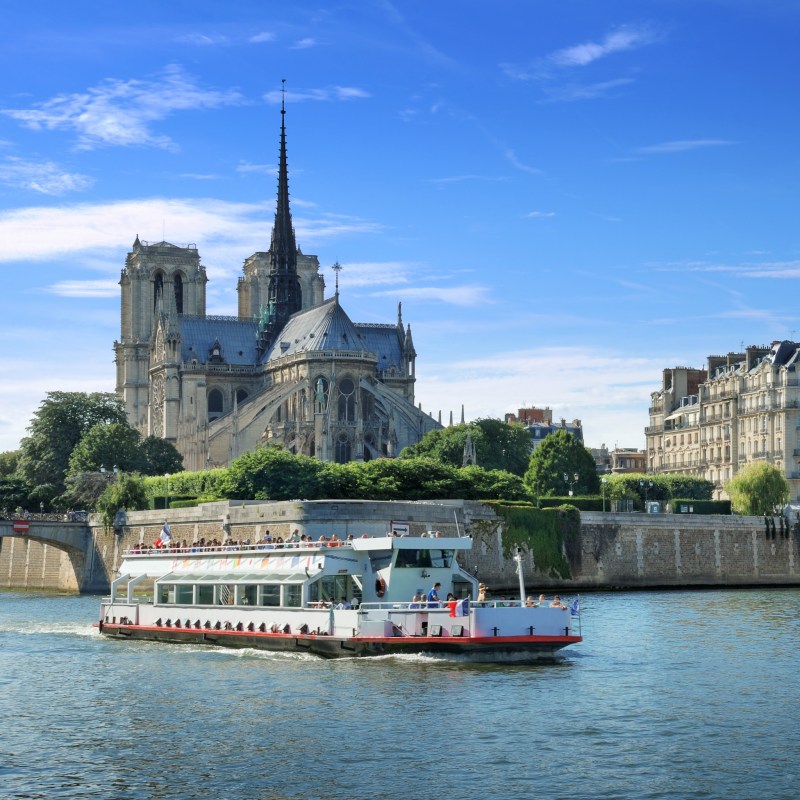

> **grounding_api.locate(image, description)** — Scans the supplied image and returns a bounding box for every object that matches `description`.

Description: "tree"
[725,462,789,516]
[524,429,600,498]
[0,450,20,477]
[400,418,532,475]
[18,392,126,495]
[97,473,149,528]
[138,435,184,476]
[61,471,116,510]
[67,423,142,475]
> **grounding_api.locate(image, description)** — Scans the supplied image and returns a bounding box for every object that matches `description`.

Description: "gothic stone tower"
[114,238,207,433]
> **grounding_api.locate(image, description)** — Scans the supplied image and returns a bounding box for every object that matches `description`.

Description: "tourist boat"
[98,530,582,660]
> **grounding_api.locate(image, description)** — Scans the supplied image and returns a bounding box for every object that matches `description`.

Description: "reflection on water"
[1,588,799,800]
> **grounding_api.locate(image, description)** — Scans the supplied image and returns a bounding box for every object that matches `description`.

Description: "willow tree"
[725,462,789,516]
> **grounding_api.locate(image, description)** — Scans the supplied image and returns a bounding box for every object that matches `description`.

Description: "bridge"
[0,518,109,592]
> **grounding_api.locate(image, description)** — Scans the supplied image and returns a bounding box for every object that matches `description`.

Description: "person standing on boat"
[426,582,441,608]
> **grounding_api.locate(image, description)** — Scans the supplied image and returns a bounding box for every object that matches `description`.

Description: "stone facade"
[647,342,800,502]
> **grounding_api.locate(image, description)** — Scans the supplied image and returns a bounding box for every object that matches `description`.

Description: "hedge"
[670,498,731,515]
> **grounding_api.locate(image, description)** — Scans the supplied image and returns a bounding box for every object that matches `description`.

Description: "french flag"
[158,522,172,546]
[450,597,470,617]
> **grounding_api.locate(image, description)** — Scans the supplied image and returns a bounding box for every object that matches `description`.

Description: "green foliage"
[223,446,333,501]
[18,392,126,495]
[0,450,20,477]
[0,477,32,512]
[539,495,604,511]
[670,499,731,515]
[145,468,229,506]
[138,436,185,476]
[67,423,142,475]
[60,471,116,511]
[524,430,600,497]
[400,418,533,475]
[725,462,789,516]
[96,473,149,528]
[603,473,714,510]
[487,503,581,578]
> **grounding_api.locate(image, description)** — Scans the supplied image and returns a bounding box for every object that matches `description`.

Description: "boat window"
[430,550,453,569]
[176,584,194,604]
[259,585,280,607]
[159,584,176,604]
[284,585,302,607]
[369,552,392,571]
[215,584,235,605]
[240,585,258,606]
[197,585,214,605]
[395,549,432,568]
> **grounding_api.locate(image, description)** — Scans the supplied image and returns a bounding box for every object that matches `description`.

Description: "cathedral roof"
[178,316,259,364]
[354,323,404,371]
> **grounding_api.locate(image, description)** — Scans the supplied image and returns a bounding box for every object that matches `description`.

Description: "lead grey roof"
[263,297,372,362]
[179,316,259,364]
[354,324,403,371]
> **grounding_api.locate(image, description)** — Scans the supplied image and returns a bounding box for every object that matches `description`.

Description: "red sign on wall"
[12,519,30,533]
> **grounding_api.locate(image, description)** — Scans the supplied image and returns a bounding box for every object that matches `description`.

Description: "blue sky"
[1,0,799,455]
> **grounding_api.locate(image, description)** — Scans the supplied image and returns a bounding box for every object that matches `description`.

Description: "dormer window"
[209,339,224,364]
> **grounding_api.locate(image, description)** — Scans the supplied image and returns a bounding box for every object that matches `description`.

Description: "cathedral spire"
[258,80,302,354]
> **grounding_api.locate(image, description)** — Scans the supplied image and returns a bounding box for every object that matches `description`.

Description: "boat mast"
[513,547,526,605]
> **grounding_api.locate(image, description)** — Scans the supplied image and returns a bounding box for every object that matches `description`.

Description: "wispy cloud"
[323,261,415,288]
[48,279,119,298]
[371,284,491,307]
[543,77,635,102]
[549,25,657,68]
[249,31,276,44]
[429,175,508,185]
[504,148,542,175]
[526,211,555,219]
[237,161,275,175]
[636,139,734,154]
[0,157,92,194]
[264,86,370,104]
[291,37,317,50]
[1,65,242,150]
[176,32,230,46]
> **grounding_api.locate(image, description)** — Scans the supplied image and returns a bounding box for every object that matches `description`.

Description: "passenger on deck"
[478,583,487,602]
[426,582,441,608]
[550,595,566,609]
[446,593,457,615]
[409,593,421,609]
[335,597,350,609]
[538,593,547,606]
[525,596,536,607]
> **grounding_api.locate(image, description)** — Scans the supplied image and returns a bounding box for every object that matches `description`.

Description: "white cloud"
[48,280,119,298]
[291,37,317,50]
[637,139,734,154]
[543,77,636,102]
[416,346,659,448]
[1,65,242,150]
[371,285,491,307]
[549,25,657,68]
[0,157,93,194]
[264,86,370,104]
[249,31,276,44]
[429,175,508,185]
[526,211,555,218]
[237,162,275,175]
[323,261,416,288]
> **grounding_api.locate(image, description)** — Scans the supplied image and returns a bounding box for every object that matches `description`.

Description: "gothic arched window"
[334,433,352,464]
[208,389,223,420]
[338,377,355,421]
[236,389,248,405]
[174,273,184,314]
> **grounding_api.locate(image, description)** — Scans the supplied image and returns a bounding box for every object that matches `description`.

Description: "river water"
[1,588,798,800]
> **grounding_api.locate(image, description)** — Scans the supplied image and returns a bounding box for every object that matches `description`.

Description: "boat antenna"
[453,508,460,537]
[513,547,526,605]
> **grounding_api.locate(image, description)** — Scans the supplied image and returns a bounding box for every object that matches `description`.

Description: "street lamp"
[563,471,579,497]
[640,479,654,511]
[602,476,608,512]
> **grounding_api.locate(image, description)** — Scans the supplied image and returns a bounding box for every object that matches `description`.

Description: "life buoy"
[375,576,387,597]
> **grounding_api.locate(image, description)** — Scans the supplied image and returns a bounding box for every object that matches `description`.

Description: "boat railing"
[122,541,356,557]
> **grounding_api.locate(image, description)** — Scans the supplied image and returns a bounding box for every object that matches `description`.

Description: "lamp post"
[165,473,170,510]
[602,476,608,512]
[563,471,579,497]
[640,479,653,511]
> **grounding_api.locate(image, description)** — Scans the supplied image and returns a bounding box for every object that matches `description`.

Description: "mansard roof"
[178,315,259,365]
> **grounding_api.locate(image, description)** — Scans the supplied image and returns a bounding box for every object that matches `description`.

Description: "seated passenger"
[550,595,567,609]
[525,596,536,607]
[409,593,421,609]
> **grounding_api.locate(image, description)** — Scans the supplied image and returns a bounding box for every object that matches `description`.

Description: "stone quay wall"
[1,501,797,594]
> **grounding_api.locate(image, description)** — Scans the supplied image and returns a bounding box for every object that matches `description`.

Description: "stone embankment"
[1,500,796,593]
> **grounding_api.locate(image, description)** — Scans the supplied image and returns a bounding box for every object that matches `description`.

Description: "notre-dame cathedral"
[114,100,440,471]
